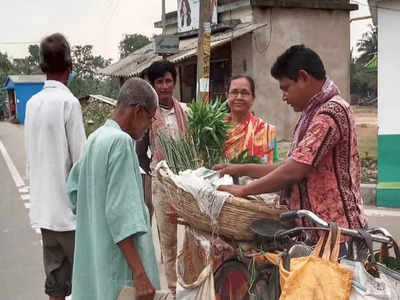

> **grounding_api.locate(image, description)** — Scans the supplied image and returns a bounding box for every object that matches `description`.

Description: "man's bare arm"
[218,159,313,197]
[118,237,155,300]
[213,161,284,179]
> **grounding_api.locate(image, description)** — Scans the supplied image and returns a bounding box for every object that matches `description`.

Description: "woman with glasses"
[224,75,278,163]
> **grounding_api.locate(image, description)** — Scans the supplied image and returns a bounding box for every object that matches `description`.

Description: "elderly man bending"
[67,78,160,300]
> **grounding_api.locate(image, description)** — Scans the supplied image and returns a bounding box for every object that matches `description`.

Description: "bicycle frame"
[280,210,393,244]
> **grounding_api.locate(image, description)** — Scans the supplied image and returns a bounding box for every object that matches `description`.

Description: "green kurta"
[67,119,160,300]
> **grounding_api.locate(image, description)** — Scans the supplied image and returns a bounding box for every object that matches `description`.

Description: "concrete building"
[100,0,357,139]
[368,0,400,207]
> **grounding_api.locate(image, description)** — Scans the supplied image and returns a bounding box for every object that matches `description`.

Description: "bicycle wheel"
[214,260,251,300]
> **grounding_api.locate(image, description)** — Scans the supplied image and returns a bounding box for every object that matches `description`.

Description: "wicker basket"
[157,167,287,241]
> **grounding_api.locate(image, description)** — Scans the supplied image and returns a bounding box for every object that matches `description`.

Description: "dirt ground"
[353,105,377,183]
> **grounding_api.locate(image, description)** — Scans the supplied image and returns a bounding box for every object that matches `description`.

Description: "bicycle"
[213,210,397,300]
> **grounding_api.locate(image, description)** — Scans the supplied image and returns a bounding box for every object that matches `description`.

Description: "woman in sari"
[224,75,278,163]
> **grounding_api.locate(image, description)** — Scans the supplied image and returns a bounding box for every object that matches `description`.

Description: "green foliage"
[350,25,377,98]
[82,99,114,136]
[0,44,120,119]
[72,45,112,80]
[229,149,263,164]
[119,34,151,59]
[0,51,13,89]
[158,132,202,173]
[0,44,41,75]
[356,25,377,65]
[187,98,231,168]
[69,45,118,99]
[350,53,377,98]
[158,99,230,173]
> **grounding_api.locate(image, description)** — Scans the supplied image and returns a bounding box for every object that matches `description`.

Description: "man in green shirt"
[67,78,160,300]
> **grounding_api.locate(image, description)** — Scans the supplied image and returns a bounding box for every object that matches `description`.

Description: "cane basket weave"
[157,167,287,241]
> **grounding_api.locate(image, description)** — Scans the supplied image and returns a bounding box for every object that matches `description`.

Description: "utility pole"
[162,0,166,34]
[155,0,179,59]
[196,0,211,103]
[161,0,167,59]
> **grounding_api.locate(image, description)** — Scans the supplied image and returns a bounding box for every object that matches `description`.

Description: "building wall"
[378,1,400,136]
[376,0,400,207]
[231,34,253,77]
[250,7,351,140]
[220,6,253,23]
[164,23,178,35]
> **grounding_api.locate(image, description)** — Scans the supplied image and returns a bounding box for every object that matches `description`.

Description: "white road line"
[35,228,41,234]
[19,186,29,193]
[24,202,31,209]
[365,208,400,217]
[0,139,25,188]
[21,194,30,201]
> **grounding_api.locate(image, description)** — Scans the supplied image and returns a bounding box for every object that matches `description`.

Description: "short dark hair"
[271,45,326,81]
[147,60,177,86]
[118,78,158,110]
[39,33,72,73]
[227,75,256,97]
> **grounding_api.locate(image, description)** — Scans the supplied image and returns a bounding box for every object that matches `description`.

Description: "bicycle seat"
[250,219,289,241]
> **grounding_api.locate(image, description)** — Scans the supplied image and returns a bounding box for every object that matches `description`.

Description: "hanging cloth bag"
[266,223,353,300]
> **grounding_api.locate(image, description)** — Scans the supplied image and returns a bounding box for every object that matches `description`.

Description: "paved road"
[0,122,46,300]
[1,120,399,299]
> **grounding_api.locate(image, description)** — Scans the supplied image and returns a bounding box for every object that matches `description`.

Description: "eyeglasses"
[140,105,157,122]
[228,89,252,97]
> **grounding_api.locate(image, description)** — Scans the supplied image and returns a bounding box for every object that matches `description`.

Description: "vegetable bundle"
[187,98,230,169]
[159,98,264,173]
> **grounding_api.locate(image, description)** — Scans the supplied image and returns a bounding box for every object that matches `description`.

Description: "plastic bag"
[341,230,400,299]
[341,259,400,299]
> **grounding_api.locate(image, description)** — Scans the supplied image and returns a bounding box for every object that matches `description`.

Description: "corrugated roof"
[7,75,46,83]
[89,94,117,106]
[98,23,266,78]
[364,54,377,73]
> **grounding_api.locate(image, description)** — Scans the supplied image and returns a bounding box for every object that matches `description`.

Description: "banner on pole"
[177,0,218,33]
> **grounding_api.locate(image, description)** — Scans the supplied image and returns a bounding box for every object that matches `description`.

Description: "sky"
[0,0,372,62]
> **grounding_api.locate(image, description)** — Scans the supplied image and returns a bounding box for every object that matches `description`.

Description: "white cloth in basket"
[156,162,231,224]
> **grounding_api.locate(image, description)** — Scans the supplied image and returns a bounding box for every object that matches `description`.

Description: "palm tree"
[356,24,377,64]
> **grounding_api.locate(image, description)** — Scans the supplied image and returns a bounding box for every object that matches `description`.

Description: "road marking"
[0,139,25,188]
[21,194,30,201]
[35,228,41,234]
[19,186,29,193]
[24,202,31,209]
[365,208,400,217]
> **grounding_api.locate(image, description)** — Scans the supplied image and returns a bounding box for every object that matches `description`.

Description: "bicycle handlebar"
[280,210,392,244]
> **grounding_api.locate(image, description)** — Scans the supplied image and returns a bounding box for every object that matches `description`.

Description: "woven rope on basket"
[157,167,288,241]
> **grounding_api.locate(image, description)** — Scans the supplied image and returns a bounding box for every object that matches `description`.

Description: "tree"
[26,45,41,70]
[0,51,13,80]
[350,25,378,99]
[0,51,13,109]
[356,25,377,64]
[69,44,117,99]
[119,34,150,58]
[72,45,104,79]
